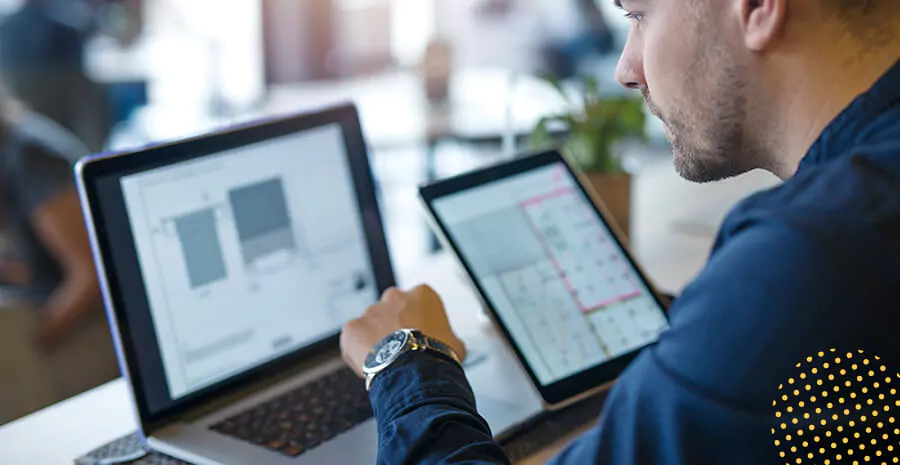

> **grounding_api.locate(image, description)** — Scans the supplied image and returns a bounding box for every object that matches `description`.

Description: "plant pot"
[583,172,631,241]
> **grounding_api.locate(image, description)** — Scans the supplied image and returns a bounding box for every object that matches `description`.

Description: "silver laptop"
[75,104,540,465]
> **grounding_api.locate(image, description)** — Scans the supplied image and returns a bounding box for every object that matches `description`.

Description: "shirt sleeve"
[369,352,512,465]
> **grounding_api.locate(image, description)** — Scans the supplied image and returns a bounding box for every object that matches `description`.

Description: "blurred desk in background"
[264,68,569,151]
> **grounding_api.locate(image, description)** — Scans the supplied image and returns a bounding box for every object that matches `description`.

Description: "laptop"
[76,104,540,464]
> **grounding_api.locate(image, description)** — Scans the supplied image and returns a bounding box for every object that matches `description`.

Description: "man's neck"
[766,45,898,179]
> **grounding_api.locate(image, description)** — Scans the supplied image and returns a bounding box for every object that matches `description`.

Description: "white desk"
[0,157,779,464]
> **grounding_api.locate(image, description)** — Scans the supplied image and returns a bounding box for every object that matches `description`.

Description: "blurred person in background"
[0,84,118,425]
[537,0,615,78]
[0,0,111,153]
[474,0,615,78]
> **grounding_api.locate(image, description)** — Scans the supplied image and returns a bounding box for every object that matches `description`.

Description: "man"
[341,0,900,463]
[0,85,119,425]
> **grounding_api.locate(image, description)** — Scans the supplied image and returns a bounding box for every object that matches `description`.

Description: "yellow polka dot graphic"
[773,350,900,464]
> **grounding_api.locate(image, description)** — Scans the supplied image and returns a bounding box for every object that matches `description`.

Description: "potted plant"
[529,75,646,240]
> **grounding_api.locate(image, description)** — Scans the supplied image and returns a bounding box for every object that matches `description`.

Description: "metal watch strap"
[411,330,461,365]
[365,330,461,391]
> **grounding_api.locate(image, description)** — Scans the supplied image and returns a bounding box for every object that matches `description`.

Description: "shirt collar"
[799,59,900,171]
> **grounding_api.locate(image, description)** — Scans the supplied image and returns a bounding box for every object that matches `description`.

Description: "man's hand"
[340,285,467,377]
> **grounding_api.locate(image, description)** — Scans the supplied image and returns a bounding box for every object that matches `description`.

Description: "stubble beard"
[645,37,765,183]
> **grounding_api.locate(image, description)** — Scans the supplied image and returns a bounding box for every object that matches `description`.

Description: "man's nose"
[615,31,646,90]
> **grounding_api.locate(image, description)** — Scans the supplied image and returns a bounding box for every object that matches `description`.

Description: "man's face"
[615,0,761,182]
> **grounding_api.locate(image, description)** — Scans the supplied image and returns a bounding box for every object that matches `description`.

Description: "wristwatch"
[362,329,462,391]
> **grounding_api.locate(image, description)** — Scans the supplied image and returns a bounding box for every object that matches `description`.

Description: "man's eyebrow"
[613,0,623,8]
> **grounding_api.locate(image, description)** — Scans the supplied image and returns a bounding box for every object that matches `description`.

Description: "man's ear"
[740,0,788,51]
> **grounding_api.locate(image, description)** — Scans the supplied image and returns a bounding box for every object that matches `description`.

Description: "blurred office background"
[0,0,658,278]
[0,0,780,424]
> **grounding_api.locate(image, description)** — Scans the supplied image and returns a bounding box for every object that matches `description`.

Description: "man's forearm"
[369,352,512,465]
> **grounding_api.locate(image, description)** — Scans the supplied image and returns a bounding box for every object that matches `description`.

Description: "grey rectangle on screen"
[175,208,228,288]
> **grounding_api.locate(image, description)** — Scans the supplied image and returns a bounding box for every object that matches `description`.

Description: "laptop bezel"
[76,103,395,434]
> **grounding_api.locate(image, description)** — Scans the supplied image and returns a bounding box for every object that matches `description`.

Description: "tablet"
[419,150,670,407]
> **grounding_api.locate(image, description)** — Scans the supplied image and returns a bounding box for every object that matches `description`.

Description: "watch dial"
[365,330,408,371]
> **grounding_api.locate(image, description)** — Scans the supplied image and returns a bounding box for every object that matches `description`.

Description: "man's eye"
[623,12,644,22]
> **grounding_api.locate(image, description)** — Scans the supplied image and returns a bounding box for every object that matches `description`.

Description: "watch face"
[364,330,409,373]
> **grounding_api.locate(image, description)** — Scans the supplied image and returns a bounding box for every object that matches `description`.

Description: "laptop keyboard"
[210,367,373,457]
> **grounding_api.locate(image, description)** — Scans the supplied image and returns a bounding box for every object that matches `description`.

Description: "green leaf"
[582,75,601,108]
[528,75,647,173]
[529,115,568,151]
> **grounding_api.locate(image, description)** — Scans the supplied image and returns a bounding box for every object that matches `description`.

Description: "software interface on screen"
[432,162,669,385]
[120,124,378,399]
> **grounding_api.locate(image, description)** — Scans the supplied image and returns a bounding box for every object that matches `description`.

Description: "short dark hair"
[825,0,862,12]
[827,0,899,17]
[824,0,899,41]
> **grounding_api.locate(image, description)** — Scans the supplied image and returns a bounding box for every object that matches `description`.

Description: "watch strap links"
[364,330,461,391]
[411,330,461,365]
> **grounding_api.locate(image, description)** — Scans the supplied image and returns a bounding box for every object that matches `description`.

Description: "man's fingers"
[381,287,403,302]
[340,320,368,377]
[362,303,378,317]
[342,350,364,378]
[412,285,445,313]
[454,337,468,361]
[410,284,437,300]
[345,284,466,378]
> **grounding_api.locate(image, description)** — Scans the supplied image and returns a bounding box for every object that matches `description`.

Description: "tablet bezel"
[419,150,670,407]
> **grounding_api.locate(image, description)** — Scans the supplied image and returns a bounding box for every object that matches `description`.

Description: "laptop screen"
[118,124,379,400]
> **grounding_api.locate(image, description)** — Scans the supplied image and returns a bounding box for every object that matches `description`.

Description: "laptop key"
[267,439,287,450]
[280,442,305,457]
[210,367,372,458]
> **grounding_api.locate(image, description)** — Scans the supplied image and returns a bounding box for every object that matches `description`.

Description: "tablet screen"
[430,161,668,386]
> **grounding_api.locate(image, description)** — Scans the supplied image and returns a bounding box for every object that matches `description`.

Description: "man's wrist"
[363,329,462,391]
[368,349,475,425]
[367,347,459,392]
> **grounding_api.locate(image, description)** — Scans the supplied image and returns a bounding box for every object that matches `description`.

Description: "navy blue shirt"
[368,60,900,464]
